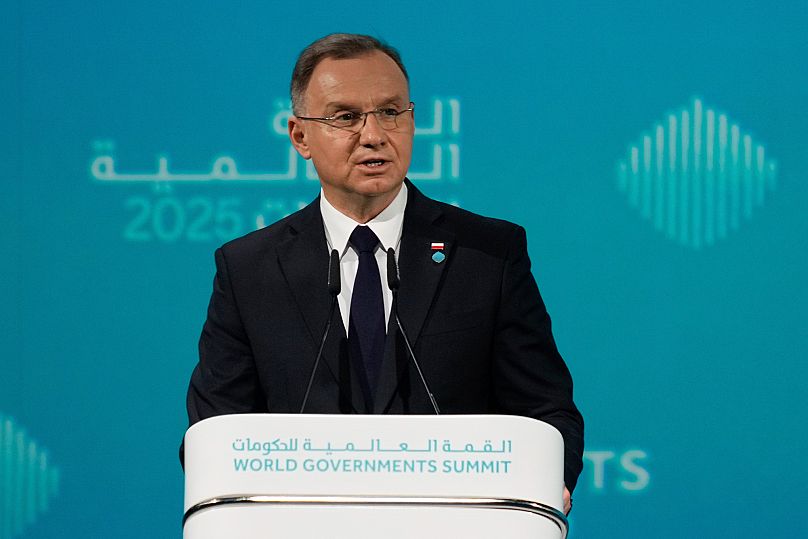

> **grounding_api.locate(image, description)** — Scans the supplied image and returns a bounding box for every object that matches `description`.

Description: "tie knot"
[350,226,380,254]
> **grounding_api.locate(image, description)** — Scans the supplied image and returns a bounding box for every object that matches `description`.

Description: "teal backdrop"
[2,0,807,536]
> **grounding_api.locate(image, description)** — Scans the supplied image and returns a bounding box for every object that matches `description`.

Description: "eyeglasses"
[297,102,415,134]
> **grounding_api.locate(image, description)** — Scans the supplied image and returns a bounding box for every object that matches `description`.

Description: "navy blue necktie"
[348,226,385,403]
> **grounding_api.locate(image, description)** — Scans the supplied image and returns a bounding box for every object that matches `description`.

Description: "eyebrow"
[323,101,355,112]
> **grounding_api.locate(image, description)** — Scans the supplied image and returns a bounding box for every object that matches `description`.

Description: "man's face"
[288,51,413,211]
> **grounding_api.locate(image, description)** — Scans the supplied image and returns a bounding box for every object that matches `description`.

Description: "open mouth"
[360,159,387,167]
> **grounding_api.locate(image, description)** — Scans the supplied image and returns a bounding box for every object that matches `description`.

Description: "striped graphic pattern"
[617,98,777,248]
[0,415,60,539]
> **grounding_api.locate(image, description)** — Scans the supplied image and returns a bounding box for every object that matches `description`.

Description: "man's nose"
[359,112,387,146]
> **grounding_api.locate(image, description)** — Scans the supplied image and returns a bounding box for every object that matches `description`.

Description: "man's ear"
[288,116,311,160]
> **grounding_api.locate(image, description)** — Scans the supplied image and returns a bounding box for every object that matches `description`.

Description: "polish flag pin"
[431,242,446,263]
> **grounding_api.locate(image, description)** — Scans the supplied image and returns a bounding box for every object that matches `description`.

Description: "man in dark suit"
[185,33,583,511]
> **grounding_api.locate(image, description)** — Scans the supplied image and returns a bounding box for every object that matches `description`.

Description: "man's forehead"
[305,52,409,106]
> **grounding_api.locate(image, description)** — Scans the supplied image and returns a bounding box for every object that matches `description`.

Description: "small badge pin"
[431,242,446,263]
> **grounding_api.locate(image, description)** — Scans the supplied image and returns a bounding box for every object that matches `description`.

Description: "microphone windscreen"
[386,248,400,291]
[328,249,341,296]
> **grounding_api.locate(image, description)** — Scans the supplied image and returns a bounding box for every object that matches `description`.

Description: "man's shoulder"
[217,199,318,260]
[412,188,525,253]
[435,199,521,234]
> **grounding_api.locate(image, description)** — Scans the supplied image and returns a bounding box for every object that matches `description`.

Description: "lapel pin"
[431,242,446,263]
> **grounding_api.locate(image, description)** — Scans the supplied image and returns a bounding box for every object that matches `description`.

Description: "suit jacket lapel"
[275,200,365,413]
[374,181,456,413]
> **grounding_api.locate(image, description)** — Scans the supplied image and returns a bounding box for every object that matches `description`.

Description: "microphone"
[299,249,341,413]
[328,247,341,296]
[386,247,400,291]
[386,248,440,414]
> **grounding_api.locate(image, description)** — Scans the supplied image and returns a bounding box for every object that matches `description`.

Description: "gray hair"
[290,33,409,115]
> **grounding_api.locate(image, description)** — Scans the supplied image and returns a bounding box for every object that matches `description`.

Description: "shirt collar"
[320,182,408,256]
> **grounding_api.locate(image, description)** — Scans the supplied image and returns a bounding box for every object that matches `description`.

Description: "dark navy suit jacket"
[185,180,584,490]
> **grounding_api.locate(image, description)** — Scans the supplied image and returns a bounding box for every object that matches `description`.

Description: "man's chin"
[350,175,405,197]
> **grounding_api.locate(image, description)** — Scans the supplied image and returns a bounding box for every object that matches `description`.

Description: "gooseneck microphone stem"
[392,292,441,415]
[387,248,441,415]
[299,249,341,414]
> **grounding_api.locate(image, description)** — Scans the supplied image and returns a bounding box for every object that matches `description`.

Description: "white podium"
[183,414,568,538]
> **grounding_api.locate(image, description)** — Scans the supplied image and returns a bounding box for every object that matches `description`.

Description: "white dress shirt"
[320,182,407,334]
